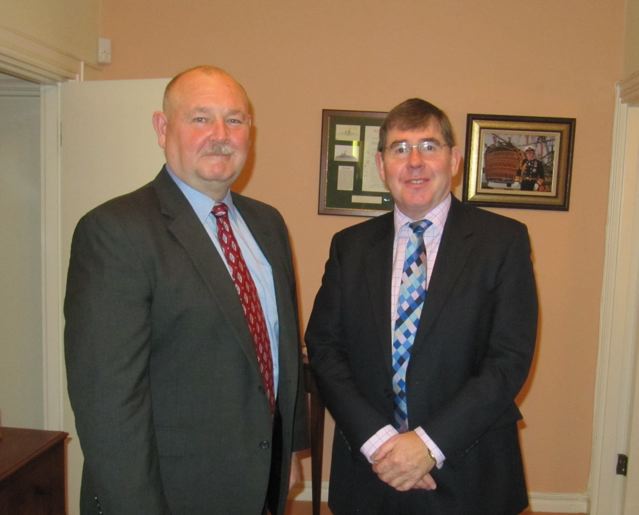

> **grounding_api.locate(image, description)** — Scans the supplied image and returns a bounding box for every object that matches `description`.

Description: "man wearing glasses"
[306,98,538,514]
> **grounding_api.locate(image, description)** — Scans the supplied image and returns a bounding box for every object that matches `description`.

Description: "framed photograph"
[462,114,575,210]
[319,109,393,216]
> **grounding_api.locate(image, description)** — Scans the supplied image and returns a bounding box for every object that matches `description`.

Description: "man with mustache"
[306,98,538,514]
[518,146,546,191]
[65,66,308,514]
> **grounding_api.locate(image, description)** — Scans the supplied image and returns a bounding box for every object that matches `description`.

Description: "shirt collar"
[393,193,451,235]
[165,165,234,224]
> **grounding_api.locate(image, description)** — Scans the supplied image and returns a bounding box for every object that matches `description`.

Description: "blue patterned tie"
[392,219,432,432]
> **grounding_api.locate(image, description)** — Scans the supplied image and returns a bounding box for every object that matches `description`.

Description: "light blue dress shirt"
[167,168,280,395]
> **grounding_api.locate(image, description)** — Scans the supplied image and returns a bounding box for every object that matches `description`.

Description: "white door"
[622,105,639,515]
[60,78,167,514]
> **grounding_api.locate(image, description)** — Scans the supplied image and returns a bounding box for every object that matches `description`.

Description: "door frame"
[590,73,639,514]
[41,83,64,430]
[1,25,78,431]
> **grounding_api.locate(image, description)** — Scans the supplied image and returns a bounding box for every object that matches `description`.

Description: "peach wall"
[626,0,639,77]
[87,0,625,494]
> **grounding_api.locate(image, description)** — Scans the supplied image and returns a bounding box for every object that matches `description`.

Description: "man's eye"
[392,143,409,155]
[421,142,437,152]
[193,116,207,123]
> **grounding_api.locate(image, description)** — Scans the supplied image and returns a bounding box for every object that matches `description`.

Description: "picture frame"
[318,109,393,216]
[462,114,575,211]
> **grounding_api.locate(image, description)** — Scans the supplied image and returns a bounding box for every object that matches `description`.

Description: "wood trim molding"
[0,27,81,83]
[290,481,589,513]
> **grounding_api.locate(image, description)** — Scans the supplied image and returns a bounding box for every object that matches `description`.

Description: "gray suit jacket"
[65,167,308,514]
[306,197,537,515]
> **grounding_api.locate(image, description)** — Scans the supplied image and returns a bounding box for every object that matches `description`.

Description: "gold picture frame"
[462,114,575,211]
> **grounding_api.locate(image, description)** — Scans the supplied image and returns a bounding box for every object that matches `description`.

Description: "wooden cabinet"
[0,427,67,515]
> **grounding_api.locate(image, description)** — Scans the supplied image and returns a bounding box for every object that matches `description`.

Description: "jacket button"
[257,385,264,393]
[259,440,270,450]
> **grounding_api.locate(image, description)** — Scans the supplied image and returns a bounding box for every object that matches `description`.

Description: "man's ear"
[152,111,168,149]
[450,146,462,177]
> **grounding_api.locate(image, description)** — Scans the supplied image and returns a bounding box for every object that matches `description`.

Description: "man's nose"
[408,146,424,166]
[208,119,228,140]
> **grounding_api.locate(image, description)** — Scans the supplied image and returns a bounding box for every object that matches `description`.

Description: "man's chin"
[197,167,241,185]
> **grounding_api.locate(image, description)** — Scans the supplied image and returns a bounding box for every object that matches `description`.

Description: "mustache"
[207,142,234,156]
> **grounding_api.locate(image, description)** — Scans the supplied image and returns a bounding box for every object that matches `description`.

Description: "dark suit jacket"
[306,196,537,515]
[65,167,308,515]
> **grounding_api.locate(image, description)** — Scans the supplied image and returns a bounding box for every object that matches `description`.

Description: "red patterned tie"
[212,203,275,413]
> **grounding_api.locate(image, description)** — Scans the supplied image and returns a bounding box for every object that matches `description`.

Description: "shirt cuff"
[360,425,398,464]
[415,426,445,469]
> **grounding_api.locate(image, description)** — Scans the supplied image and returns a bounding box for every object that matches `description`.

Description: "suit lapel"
[364,214,395,373]
[416,197,474,342]
[151,169,259,374]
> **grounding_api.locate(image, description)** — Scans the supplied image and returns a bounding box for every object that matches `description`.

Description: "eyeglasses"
[385,140,448,160]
